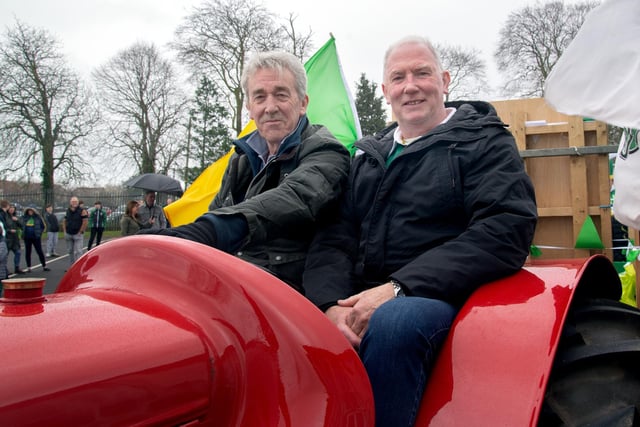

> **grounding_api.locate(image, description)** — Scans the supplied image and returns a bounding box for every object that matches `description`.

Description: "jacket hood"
[370,100,506,143]
[445,100,505,128]
[23,207,40,216]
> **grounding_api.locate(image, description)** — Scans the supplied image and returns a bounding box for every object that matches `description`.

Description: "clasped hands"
[325,282,395,349]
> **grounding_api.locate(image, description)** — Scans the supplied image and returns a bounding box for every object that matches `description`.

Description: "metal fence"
[1,189,174,231]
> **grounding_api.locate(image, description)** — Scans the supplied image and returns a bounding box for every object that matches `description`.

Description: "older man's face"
[246,68,308,150]
[382,42,450,137]
[145,192,156,205]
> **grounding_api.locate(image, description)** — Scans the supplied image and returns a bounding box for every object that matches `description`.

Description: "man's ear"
[442,70,451,94]
[381,83,390,105]
[300,94,309,114]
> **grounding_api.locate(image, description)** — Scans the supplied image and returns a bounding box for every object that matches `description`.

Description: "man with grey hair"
[141,51,350,292]
[303,35,537,426]
[63,196,88,266]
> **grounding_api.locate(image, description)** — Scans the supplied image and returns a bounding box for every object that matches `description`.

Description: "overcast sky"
[0,0,585,101]
[1,0,586,186]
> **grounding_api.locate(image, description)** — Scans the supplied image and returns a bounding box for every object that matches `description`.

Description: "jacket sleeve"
[303,162,362,311]
[391,131,538,307]
[213,139,351,246]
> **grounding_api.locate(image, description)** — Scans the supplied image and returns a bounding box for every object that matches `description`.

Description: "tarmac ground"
[5,236,114,294]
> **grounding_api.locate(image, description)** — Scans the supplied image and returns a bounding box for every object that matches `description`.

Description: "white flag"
[544,0,640,129]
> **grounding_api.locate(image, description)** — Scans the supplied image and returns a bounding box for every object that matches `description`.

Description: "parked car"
[106,205,127,230]
[54,211,66,223]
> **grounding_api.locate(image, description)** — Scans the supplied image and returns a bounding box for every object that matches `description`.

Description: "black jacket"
[210,116,351,291]
[304,101,538,310]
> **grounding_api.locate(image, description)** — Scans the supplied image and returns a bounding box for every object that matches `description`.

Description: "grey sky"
[0,0,585,186]
[0,0,584,100]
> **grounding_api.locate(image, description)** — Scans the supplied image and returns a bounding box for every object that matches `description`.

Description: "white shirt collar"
[389,107,457,155]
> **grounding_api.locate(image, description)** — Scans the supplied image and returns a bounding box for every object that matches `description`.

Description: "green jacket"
[210,116,350,291]
[88,207,107,229]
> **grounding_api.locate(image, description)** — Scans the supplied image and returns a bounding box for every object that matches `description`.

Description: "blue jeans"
[46,231,59,255]
[360,297,457,427]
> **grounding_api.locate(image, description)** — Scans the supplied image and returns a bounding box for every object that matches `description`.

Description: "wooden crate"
[490,98,614,262]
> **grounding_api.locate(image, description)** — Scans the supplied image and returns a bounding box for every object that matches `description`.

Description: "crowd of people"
[0,191,170,278]
[0,35,539,425]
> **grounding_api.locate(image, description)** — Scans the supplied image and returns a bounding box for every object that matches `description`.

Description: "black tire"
[539,298,640,426]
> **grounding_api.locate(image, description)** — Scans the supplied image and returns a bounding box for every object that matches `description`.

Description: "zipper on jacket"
[447,143,458,189]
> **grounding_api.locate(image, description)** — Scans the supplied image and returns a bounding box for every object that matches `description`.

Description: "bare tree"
[436,43,489,101]
[0,20,99,202]
[495,0,599,97]
[93,42,187,176]
[172,0,285,135]
[282,13,314,61]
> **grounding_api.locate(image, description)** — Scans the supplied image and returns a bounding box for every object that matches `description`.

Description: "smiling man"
[141,51,350,292]
[303,36,538,426]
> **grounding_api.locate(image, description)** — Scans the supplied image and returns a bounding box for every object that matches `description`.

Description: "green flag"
[575,216,605,249]
[305,35,362,154]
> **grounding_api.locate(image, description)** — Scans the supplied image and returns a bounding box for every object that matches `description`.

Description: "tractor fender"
[0,236,374,427]
[416,254,621,426]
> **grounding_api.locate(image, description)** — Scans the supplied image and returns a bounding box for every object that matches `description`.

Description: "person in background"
[1,201,25,274]
[87,201,107,250]
[120,200,151,236]
[0,201,12,279]
[139,50,351,292]
[63,196,88,266]
[22,207,49,272]
[0,210,7,281]
[44,204,60,257]
[137,191,166,230]
[303,35,537,426]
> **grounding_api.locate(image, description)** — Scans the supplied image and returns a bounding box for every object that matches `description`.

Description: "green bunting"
[626,239,640,262]
[574,216,605,249]
[530,245,542,257]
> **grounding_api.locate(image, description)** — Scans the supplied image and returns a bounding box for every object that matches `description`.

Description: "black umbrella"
[124,173,184,196]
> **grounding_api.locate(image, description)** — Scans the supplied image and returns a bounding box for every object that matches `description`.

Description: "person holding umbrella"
[140,50,351,292]
[138,191,167,230]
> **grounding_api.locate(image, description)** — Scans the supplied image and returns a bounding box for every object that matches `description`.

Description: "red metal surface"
[0,234,621,426]
[416,255,619,426]
[0,236,374,426]
[1,277,46,302]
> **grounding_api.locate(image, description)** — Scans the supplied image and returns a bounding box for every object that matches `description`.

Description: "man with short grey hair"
[303,35,538,426]
[62,196,88,266]
[141,50,351,292]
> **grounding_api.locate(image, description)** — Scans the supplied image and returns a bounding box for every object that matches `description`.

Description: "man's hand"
[137,220,218,247]
[325,305,362,348]
[338,283,395,339]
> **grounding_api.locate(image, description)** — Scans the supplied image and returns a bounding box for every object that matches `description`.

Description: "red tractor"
[1,235,638,426]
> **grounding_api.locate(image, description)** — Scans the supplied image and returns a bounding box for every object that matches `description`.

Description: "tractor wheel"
[539,298,640,426]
